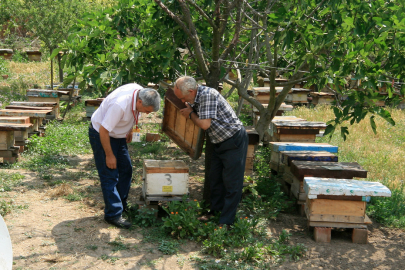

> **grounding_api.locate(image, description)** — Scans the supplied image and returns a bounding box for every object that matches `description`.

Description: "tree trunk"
[50,54,53,90]
[58,53,63,83]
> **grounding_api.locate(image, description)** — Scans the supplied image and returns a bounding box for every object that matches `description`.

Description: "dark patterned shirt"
[191,85,242,144]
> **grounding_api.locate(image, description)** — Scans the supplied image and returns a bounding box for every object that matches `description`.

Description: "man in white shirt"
[89,83,161,229]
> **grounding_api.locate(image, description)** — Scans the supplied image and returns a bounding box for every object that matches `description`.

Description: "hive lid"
[304,177,391,198]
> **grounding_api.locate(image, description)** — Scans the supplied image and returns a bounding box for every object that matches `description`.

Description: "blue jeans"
[209,127,248,225]
[88,126,132,220]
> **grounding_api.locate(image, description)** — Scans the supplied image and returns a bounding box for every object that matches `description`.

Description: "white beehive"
[142,159,189,200]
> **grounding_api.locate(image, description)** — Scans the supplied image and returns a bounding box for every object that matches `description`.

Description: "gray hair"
[139,88,161,111]
[175,76,197,95]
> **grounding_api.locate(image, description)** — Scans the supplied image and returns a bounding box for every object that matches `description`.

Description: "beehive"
[142,160,189,201]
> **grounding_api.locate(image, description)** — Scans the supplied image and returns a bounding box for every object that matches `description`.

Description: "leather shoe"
[104,216,132,229]
[197,213,215,222]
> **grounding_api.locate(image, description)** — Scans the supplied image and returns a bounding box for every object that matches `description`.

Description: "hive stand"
[9,101,59,119]
[269,121,327,143]
[0,123,33,164]
[142,160,189,205]
[304,177,391,243]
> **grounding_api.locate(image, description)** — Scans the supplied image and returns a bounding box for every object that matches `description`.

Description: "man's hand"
[106,154,117,169]
[179,103,193,118]
[99,125,117,169]
[126,130,133,143]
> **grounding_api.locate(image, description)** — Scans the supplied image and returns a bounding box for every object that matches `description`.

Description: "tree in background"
[17,0,89,87]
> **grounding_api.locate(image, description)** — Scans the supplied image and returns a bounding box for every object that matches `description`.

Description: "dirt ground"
[2,150,405,270]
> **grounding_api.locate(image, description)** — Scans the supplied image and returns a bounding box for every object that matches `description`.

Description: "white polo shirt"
[91,83,143,138]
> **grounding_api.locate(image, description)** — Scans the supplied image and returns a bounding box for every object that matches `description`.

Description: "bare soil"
[1,117,404,270]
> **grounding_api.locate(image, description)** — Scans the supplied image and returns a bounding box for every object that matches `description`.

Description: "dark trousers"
[209,127,248,225]
[88,126,132,220]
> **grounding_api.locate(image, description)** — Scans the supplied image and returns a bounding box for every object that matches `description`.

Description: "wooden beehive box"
[269,121,327,142]
[26,89,68,103]
[142,159,189,201]
[162,88,205,160]
[244,126,260,176]
[269,142,338,173]
[285,88,311,104]
[310,92,335,105]
[252,87,283,104]
[290,161,368,203]
[304,177,391,243]
[85,99,104,118]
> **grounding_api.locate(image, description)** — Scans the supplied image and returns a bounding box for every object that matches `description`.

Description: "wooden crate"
[142,159,189,202]
[252,87,283,104]
[162,88,205,160]
[304,177,391,243]
[244,126,260,176]
[269,121,327,143]
[310,92,335,105]
[252,104,295,125]
[26,89,68,103]
[272,151,338,174]
[285,88,311,104]
[85,99,105,118]
[0,49,13,60]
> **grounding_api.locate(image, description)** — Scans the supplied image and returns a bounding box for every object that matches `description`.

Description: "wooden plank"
[184,119,194,145]
[174,110,186,138]
[281,151,338,166]
[0,116,30,124]
[166,100,177,131]
[290,161,368,180]
[27,96,60,103]
[307,198,366,218]
[0,109,52,118]
[247,145,255,158]
[308,220,368,229]
[272,121,327,129]
[0,123,33,131]
[5,105,53,111]
[273,133,316,142]
[270,142,338,153]
[26,89,69,96]
[10,101,58,107]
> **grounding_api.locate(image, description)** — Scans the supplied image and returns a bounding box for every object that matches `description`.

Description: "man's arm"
[179,103,211,130]
[99,125,117,169]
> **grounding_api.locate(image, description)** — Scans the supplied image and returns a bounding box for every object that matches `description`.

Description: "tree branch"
[186,0,216,29]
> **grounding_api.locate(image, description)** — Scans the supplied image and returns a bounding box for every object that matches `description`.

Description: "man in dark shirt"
[173,76,248,227]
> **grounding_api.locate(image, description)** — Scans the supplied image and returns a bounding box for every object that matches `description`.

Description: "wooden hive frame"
[162,88,205,160]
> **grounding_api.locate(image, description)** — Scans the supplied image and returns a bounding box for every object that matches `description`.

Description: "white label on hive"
[162,186,173,192]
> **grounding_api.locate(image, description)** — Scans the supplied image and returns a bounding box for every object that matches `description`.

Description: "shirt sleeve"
[101,102,125,132]
[198,92,217,120]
